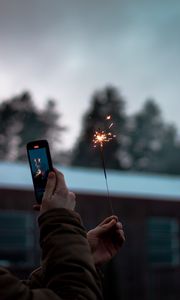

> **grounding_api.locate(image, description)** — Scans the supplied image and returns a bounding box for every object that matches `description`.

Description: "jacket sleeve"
[0,267,60,300]
[0,208,103,300]
[39,208,103,300]
[22,267,44,289]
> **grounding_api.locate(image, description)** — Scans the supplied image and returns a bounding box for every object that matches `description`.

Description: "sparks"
[92,114,115,215]
[93,130,114,148]
[92,115,116,148]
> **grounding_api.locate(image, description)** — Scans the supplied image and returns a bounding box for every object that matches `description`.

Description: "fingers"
[98,218,125,242]
[116,221,123,230]
[53,168,68,195]
[94,218,117,235]
[102,219,117,230]
[95,216,120,235]
[116,230,125,246]
[99,215,118,226]
[120,230,125,241]
[68,191,76,210]
[115,222,125,244]
[42,172,56,201]
[33,204,41,211]
[40,168,76,214]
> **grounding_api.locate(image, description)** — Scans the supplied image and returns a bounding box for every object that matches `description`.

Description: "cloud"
[0,0,180,148]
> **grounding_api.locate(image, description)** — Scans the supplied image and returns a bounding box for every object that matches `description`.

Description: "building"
[0,162,180,300]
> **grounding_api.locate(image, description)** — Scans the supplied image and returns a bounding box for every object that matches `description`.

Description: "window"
[0,211,36,266]
[147,217,180,267]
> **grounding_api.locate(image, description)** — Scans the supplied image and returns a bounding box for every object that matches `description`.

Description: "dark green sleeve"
[0,267,60,300]
[0,208,103,300]
[39,208,103,300]
[23,267,44,289]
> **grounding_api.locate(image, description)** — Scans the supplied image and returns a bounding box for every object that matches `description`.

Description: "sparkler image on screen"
[29,148,50,201]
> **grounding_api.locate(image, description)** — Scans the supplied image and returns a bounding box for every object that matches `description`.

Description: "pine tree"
[126,99,164,171]
[126,99,180,174]
[40,99,66,157]
[0,91,64,161]
[154,124,180,174]
[71,86,128,169]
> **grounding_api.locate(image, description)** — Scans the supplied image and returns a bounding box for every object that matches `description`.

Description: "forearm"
[39,208,103,300]
[0,267,60,300]
[23,267,44,289]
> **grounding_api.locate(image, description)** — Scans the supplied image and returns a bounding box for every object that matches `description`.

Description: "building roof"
[0,162,180,201]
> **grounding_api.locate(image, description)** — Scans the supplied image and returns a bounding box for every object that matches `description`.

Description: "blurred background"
[0,0,180,299]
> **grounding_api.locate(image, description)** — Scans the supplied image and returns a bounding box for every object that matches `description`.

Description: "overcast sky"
[0,0,180,149]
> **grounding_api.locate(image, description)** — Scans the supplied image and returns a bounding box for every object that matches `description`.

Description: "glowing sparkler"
[93,115,116,215]
[93,115,116,148]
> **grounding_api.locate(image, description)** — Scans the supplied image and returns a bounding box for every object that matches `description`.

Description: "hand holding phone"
[26,140,53,204]
[40,168,76,214]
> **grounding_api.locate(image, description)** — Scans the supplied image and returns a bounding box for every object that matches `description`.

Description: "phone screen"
[27,142,52,204]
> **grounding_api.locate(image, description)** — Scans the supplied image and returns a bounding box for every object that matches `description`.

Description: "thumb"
[33,204,41,211]
[96,218,117,235]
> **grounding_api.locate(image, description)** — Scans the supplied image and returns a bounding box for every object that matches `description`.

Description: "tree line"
[0,86,180,175]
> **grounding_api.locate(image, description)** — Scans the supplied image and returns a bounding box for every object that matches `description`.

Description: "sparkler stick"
[93,115,116,215]
[99,144,114,215]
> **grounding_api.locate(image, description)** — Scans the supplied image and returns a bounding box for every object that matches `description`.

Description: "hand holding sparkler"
[87,215,125,266]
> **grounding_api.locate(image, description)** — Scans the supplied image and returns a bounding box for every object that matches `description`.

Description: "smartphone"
[26,140,53,204]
